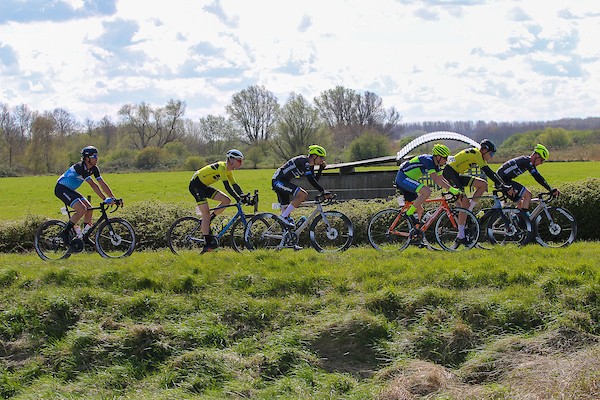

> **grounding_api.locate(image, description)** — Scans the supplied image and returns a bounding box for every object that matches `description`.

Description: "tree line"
[2,84,600,176]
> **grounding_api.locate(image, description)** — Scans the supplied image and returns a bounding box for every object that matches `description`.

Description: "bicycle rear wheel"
[166,216,204,254]
[244,213,285,250]
[309,211,353,252]
[367,208,411,252]
[533,206,577,248]
[487,208,531,246]
[435,207,479,251]
[95,218,136,258]
[34,220,72,260]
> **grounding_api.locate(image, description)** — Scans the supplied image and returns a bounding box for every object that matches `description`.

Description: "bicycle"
[474,189,533,247]
[244,193,354,252]
[529,191,577,247]
[166,191,260,254]
[367,192,480,252]
[34,199,136,260]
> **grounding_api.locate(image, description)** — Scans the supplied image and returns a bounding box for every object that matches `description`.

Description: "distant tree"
[226,85,279,144]
[537,127,571,148]
[118,99,186,149]
[52,108,79,138]
[26,112,56,173]
[0,103,26,167]
[347,131,391,161]
[314,86,401,147]
[272,93,323,160]
[197,115,241,156]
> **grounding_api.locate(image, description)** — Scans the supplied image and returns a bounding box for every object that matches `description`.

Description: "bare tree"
[27,112,56,173]
[272,93,323,160]
[226,85,279,144]
[118,99,186,149]
[52,108,80,138]
[314,86,358,127]
[0,103,25,167]
[197,115,241,156]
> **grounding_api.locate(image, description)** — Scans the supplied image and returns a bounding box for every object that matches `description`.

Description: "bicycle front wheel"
[95,218,136,258]
[166,216,204,255]
[367,208,411,252]
[34,220,72,260]
[309,211,353,252]
[244,213,285,251]
[435,208,480,251]
[533,206,577,248]
[487,208,531,246]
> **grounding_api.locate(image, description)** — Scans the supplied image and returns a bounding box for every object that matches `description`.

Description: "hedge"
[1,178,598,253]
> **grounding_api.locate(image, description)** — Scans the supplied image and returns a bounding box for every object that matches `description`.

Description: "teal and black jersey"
[57,161,102,190]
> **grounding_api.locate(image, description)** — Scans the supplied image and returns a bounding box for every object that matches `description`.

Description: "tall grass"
[0,244,598,399]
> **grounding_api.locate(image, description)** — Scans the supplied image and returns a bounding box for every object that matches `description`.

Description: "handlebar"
[536,191,557,203]
[315,192,337,205]
[101,198,124,213]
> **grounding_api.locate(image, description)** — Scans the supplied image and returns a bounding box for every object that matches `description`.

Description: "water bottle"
[60,206,68,215]
[272,202,281,210]
[195,205,202,216]
[397,196,405,207]
[296,216,308,228]
[422,210,434,223]
[476,210,485,219]
[221,219,229,231]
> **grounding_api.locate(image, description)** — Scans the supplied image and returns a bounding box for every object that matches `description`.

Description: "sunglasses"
[89,154,98,159]
[488,151,495,157]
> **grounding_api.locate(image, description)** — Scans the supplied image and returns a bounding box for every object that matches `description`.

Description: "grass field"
[1,161,599,221]
[0,244,598,399]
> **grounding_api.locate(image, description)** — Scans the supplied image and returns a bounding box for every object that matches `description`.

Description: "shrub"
[135,147,164,170]
[553,177,599,240]
[183,156,206,171]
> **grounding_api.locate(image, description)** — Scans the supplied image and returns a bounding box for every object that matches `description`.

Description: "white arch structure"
[396,131,479,162]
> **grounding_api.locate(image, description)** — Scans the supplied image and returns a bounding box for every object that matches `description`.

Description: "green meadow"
[1,161,599,221]
[0,244,598,399]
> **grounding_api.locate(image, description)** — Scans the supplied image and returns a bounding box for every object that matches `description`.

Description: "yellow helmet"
[534,144,549,160]
[432,143,451,157]
[308,145,326,157]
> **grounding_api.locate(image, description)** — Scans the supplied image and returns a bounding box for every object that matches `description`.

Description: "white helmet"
[226,149,244,160]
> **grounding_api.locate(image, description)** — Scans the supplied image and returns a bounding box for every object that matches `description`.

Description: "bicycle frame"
[64,201,121,238]
[387,194,458,237]
[529,193,553,222]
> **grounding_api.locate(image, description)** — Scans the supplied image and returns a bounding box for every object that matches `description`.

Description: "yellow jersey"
[447,148,487,174]
[192,161,238,186]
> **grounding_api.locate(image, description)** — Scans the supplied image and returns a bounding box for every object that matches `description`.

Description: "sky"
[0,0,599,124]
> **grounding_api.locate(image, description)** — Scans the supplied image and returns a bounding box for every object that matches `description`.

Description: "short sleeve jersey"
[57,161,101,190]
[447,148,487,174]
[399,154,441,180]
[192,161,237,186]
[272,155,315,181]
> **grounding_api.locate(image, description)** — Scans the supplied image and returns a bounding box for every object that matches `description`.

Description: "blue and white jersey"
[57,161,101,190]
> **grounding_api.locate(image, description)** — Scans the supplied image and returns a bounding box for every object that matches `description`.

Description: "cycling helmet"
[479,139,497,153]
[81,146,98,158]
[226,149,244,160]
[432,143,451,157]
[308,145,327,157]
[534,143,549,160]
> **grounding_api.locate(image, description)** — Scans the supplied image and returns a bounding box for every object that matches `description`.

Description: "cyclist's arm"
[97,179,116,200]
[223,181,242,201]
[481,165,505,187]
[430,171,453,190]
[86,178,109,201]
[306,172,325,193]
[529,168,552,192]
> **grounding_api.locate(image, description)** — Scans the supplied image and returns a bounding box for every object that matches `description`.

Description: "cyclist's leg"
[395,175,421,230]
[189,179,217,250]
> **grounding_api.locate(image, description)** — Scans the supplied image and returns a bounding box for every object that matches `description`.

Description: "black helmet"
[81,146,98,158]
[479,139,497,153]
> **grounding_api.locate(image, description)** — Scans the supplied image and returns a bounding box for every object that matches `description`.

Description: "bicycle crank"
[70,238,84,253]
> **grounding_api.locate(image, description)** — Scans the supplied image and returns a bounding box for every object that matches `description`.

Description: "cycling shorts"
[189,177,218,205]
[54,183,85,207]
[272,179,300,206]
[504,180,527,202]
[394,173,422,202]
[442,166,480,190]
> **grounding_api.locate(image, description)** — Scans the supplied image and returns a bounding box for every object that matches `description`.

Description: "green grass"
[0,244,598,399]
[1,161,599,221]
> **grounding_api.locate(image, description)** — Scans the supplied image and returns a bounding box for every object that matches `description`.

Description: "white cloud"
[0,0,599,123]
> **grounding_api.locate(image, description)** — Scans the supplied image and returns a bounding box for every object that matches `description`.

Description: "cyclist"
[442,139,508,244]
[395,143,461,238]
[272,145,332,229]
[55,146,119,246]
[189,149,247,254]
[497,143,560,213]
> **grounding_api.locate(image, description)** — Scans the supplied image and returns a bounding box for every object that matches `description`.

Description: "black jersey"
[272,155,324,193]
[497,156,551,191]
